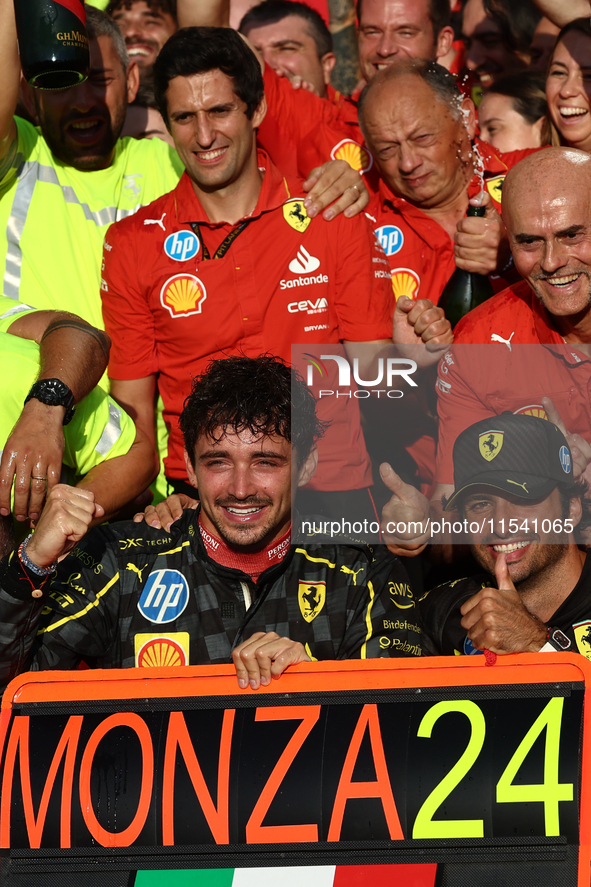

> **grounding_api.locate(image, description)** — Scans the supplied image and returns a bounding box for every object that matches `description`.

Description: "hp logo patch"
[463,636,484,656]
[137,569,189,624]
[375,225,404,256]
[164,231,199,262]
[559,445,571,474]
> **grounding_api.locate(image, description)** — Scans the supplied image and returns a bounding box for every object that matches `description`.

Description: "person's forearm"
[0,0,19,155]
[39,316,110,401]
[532,0,590,27]
[176,0,229,28]
[9,310,110,402]
[109,376,158,450]
[78,429,159,524]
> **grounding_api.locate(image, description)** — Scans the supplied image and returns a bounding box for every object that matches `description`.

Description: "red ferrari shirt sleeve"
[435,348,496,485]
[261,66,343,146]
[331,212,394,341]
[101,220,159,380]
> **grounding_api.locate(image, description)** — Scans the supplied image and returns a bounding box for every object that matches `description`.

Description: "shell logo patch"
[574,622,591,660]
[390,268,420,301]
[134,632,190,667]
[298,580,326,622]
[161,274,207,318]
[479,430,504,461]
[486,174,505,205]
[514,404,548,420]
[330,139,373,174]
[283,199,311,233]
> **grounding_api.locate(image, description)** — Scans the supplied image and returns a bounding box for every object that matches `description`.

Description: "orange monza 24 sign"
[0,655,590,886]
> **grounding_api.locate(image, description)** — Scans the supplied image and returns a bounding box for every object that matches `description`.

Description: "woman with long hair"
[546,18,591,153]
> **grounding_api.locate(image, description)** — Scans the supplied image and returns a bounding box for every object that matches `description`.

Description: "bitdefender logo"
[280,245,328,290]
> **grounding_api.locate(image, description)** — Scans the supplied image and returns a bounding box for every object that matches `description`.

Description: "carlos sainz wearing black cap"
[420,412,591,659]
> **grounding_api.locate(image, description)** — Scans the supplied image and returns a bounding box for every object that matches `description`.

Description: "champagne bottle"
[15,0,89,90]
[438,204,495,329]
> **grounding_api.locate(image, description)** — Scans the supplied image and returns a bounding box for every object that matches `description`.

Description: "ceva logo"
[289,245,321,274]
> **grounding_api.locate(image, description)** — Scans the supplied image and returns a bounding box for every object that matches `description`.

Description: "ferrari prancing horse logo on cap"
[479,430,504,461]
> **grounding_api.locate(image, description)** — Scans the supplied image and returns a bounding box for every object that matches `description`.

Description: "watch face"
[26,379,75,423]
[40,380,63,405]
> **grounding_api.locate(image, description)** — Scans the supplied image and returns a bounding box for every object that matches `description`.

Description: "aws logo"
[388,581,414,609]
[330,139,373,174]
[160,274,207,318]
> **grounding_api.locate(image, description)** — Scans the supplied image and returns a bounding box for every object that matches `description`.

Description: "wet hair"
[106,0,177,23]
[358,58,463,133]
[239,0,333,59]
[356,0,451,40]
[86,5,129,68]
[180,356,328,469]
[153,27,264,126]
[482,0,542,58]
[484,70,547,126]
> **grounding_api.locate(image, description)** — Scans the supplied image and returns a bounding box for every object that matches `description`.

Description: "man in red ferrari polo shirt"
[183,0,454,192]
[433,148,591,512]
[101,27,449,522]
[252,0,455,193]
[358,59,535,306]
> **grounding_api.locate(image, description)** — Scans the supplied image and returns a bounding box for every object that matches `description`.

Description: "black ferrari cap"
[444,412,574,510]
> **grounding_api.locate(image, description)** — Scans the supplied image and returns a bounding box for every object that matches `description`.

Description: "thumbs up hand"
[380,462,431,555]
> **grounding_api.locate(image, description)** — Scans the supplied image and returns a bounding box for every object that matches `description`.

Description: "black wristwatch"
[24,379,75,425]
[542,627,572,652]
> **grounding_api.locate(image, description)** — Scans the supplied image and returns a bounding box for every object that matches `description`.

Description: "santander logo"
[289,245,321,274]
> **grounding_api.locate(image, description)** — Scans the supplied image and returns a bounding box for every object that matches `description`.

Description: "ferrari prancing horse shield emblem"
[283,199,311,233]
[479,430,504,461]
[298,580,326,622]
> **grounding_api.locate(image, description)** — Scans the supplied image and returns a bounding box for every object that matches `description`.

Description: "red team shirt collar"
[174,149,295,227]
[198,514,292,582]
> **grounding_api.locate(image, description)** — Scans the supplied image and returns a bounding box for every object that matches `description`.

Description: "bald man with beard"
[432,147,591,516]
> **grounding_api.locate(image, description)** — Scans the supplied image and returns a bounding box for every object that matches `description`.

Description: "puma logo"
[340,566,365,585]
[144,212,166,231]
[507,479,528,493]
[127,562,148,582]
[491,332,515,351]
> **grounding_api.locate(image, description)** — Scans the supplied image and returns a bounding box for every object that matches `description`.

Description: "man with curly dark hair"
[0,356,423,692]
